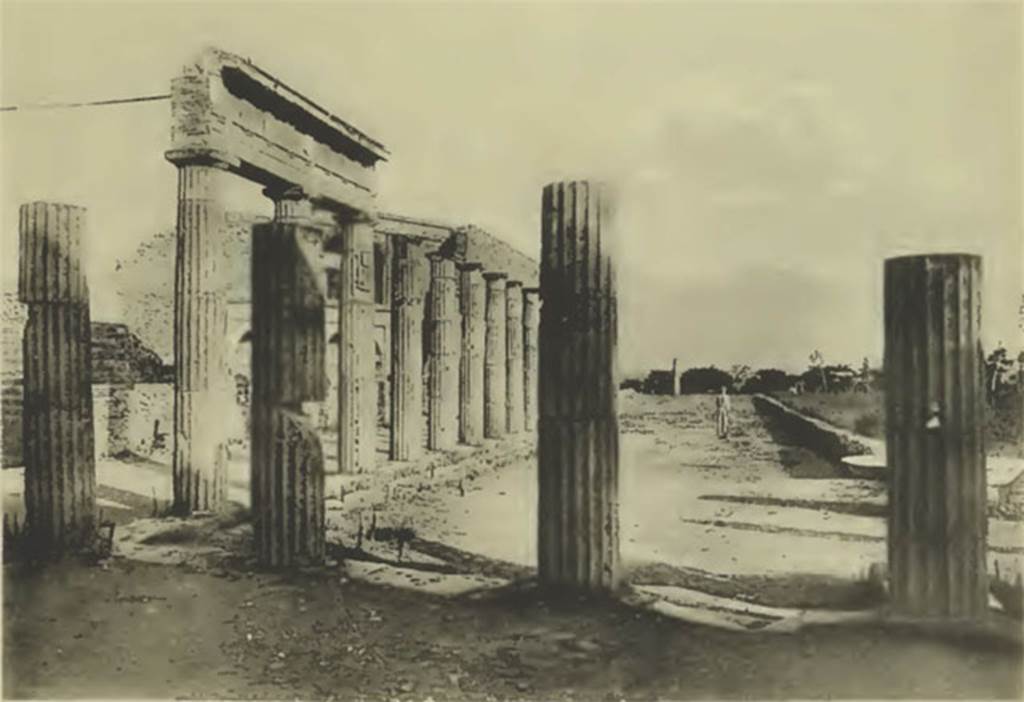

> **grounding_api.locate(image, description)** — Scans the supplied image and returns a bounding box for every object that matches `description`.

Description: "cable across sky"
[0,93,170,113]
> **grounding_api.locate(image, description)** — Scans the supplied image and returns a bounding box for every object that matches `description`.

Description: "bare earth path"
[4,558,1021,700]
[4,393,1022,699]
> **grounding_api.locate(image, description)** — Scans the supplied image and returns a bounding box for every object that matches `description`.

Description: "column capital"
[483,271,508,282]
[506,279,523,289]
[523,287,541,296]
[426,250,456,265]
[165,147,239,170]
[457,262,484,272]
[262,184,306,202]
[348,210,379,228]
[264,185,313,222]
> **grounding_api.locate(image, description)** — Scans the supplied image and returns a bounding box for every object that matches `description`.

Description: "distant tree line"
[625,339,1024,400]
[623,353,885,395]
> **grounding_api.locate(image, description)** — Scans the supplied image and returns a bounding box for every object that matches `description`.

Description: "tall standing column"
[537,180,620,591]
[390,237,428,461]
[884,254,987,619]
[18,202,96,555]
[170,158,231,514]
[484,272,508,438]
[459,263,486,445]
[250,207,326,567]
[427,253,461,450]
[523,288,541,432]
[338,214,378,474]
[505,281,525,434]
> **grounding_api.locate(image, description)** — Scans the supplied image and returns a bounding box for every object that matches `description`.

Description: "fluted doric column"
[390,237,428,461]
[884,254,988,619]
[18,201,96,555]
[169,156,231,514]
[523,288,541,432]
[337,214,378,474]
[459,263,486,445]
[505,280,525,434]
[250,199,326,567]
[537,180,620,591]
[483,272,508,438]
[427,253,461,450]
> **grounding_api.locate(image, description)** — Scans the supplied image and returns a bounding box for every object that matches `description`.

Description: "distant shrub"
[853,411,882,438]
[679,366,733,394]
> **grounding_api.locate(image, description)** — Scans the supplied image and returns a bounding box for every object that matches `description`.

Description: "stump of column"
[427,253,461,450]
[483,272,508,438]
[459,263,486,445]
[338,214,378,474]
[18,202,97,556]
[169,157,231,514]
[250,213,327,568]
[390,237,428,461]
[537,180,620,591]
[884,254,988,619]
[505,280,525,434]
[523,288,541,432]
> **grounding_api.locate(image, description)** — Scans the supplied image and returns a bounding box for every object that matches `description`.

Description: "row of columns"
[15,181,993,619]
[167,152,545,520]
[387,243,542,462]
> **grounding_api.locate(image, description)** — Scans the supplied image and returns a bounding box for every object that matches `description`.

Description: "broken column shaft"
[523,288,541,431]
[505,280,525,434]
[458,263,486,445]
[884,254,988,618]
[250,210,326,568]
[18,202,97,555]
[537,180,620,591]
[390,237,428,461]
[427,253,461,450]
[484,272,508,438]
[169,157,230,513]
[337,214,377,474]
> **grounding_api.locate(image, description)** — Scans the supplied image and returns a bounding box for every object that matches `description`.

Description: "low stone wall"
[752,394,876,467]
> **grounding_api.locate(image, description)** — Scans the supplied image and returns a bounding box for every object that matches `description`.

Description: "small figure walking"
[715,386,732,439]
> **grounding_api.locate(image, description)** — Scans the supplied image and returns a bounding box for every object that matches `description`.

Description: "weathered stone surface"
[18,202,96,555]
[458,263,486,445]
[169,161,231,514]
[523,288,541,432]
[390,237,428,461]
[427,254,461,450]
[884,254,987,618]
[337,215,378,474]
[537,181,620,591]
[505,280,524,434]
[168,48,388,213]
[483,272,508,438]
[250,218,327,567]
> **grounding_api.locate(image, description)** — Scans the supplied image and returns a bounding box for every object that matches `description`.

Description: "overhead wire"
[0,94,171,113]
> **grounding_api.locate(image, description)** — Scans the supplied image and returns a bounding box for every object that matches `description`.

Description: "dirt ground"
[4,557,1022,701]
[3,392,1023,699]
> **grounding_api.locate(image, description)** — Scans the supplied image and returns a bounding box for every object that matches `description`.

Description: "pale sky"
[2,0,1021,375]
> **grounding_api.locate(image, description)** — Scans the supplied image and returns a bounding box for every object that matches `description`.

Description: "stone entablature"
[169,48,389,214]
